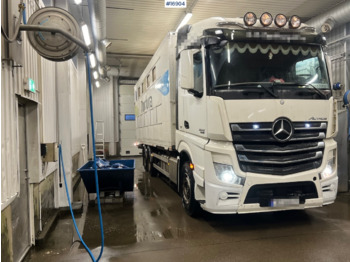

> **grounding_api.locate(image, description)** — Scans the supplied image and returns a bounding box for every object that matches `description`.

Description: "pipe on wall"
[306,1,350,33]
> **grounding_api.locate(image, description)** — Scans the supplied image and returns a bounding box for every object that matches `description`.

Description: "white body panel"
[135,33,177,150]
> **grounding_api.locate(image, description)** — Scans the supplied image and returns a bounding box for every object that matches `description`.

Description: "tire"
[181,162,200,217]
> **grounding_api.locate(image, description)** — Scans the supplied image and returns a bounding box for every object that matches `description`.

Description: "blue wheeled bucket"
[77,159,135,193]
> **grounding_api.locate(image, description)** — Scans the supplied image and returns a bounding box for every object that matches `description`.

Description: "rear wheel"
[181,162,200,217]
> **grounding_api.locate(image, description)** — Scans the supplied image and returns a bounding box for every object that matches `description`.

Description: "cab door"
[178,49,207,137]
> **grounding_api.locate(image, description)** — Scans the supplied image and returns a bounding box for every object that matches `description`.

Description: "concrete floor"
[25,157,350,262]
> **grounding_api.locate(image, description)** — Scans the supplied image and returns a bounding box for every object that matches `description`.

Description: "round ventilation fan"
[27,7,81,61]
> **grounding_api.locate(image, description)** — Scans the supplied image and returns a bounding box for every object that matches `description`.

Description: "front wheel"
[181,162,200,217]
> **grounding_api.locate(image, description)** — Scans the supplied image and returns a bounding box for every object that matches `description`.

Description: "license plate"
[270,198,300,207]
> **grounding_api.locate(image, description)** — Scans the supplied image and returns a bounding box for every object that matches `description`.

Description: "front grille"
[244,182,318,206]
[231,121,326,175]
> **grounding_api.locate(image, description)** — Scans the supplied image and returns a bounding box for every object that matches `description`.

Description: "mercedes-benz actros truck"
[134,12,338,216]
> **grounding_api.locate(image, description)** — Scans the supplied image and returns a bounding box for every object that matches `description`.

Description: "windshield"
[207,42,331,99]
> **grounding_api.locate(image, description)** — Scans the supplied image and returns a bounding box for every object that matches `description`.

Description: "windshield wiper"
[212,82,278,98]
[273,82,328,99]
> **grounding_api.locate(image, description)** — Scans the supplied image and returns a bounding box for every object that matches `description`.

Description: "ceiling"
[70,0,346,79]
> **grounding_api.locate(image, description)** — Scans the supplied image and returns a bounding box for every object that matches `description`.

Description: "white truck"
[134,13,338,216]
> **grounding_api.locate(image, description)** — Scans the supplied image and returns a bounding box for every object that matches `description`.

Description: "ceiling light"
[95,81,100,88]
[89,54,96,68]
[93,71,99,80]
[176,13,192,32]
[81,24,91,46]
[74,0,82,4]
[102,39,112,49]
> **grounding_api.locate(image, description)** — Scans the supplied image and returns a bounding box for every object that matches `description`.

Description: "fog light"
[219,192,228,200]
[289,15,301,29]
[214,163,245,185]
[244,12,257,26]
[275,14,287,27]
[260,12,273,26]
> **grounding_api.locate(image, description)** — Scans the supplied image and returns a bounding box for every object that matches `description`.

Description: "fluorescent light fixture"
[81,24,91,46]
[227,45,230,63]
[95,81,100,88]
[176,13,192,32]
[93,71,99,80]
[89,54,96,68]
[74,0,82,4]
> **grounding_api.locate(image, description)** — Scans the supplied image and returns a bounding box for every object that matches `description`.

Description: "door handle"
[184,121,189,129]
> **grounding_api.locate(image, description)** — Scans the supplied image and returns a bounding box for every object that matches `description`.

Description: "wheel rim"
[183,172,191,205]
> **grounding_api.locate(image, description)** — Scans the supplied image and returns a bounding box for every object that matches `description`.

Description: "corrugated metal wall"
[93,80,115,142]
[1,64,20,208]
[327,24,348,110]
[326,22,349,192]
[70,62,81,155]
[1,0,41,209]
[41,58,57,143]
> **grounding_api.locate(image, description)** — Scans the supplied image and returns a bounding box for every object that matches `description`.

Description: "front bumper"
[201,176,338,214]
[197,139,338,214]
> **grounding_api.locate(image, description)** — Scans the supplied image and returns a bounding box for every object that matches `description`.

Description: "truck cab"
[176,14,338,214]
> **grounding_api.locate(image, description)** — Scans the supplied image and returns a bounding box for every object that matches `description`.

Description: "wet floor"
[25,156,350,261]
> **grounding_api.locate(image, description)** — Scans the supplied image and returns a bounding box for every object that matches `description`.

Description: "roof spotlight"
[275,14,287,27]
[289,15,301,29]
[244,12,257,26]
[260,12,273,26]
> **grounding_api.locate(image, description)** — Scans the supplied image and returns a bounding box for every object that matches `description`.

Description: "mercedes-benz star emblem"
[272,118,293,142]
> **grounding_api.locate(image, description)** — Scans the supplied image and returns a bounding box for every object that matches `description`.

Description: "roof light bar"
[289,15,301,29]
[274,14,287,27]
[260,12,273,26]
[244,12,257,26]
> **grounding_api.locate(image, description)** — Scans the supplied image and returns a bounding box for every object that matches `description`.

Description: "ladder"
[95,121,105,159]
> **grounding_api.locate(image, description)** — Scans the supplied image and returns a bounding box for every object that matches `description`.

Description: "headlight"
[289,15,301,29]
[275,14,287,27]
[320,150,336,180]
[260,12,273,26]
[214,163,245,185]
[244,12,257,26]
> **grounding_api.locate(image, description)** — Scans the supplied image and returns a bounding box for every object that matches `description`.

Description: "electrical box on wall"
[41,143,58,162]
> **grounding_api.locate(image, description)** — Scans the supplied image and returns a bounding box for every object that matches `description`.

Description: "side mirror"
[179,50,194,90]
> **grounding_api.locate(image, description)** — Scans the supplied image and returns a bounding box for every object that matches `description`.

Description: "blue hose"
[22,3,27,25]
[59,145,96,261]
[59,53,104,261]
